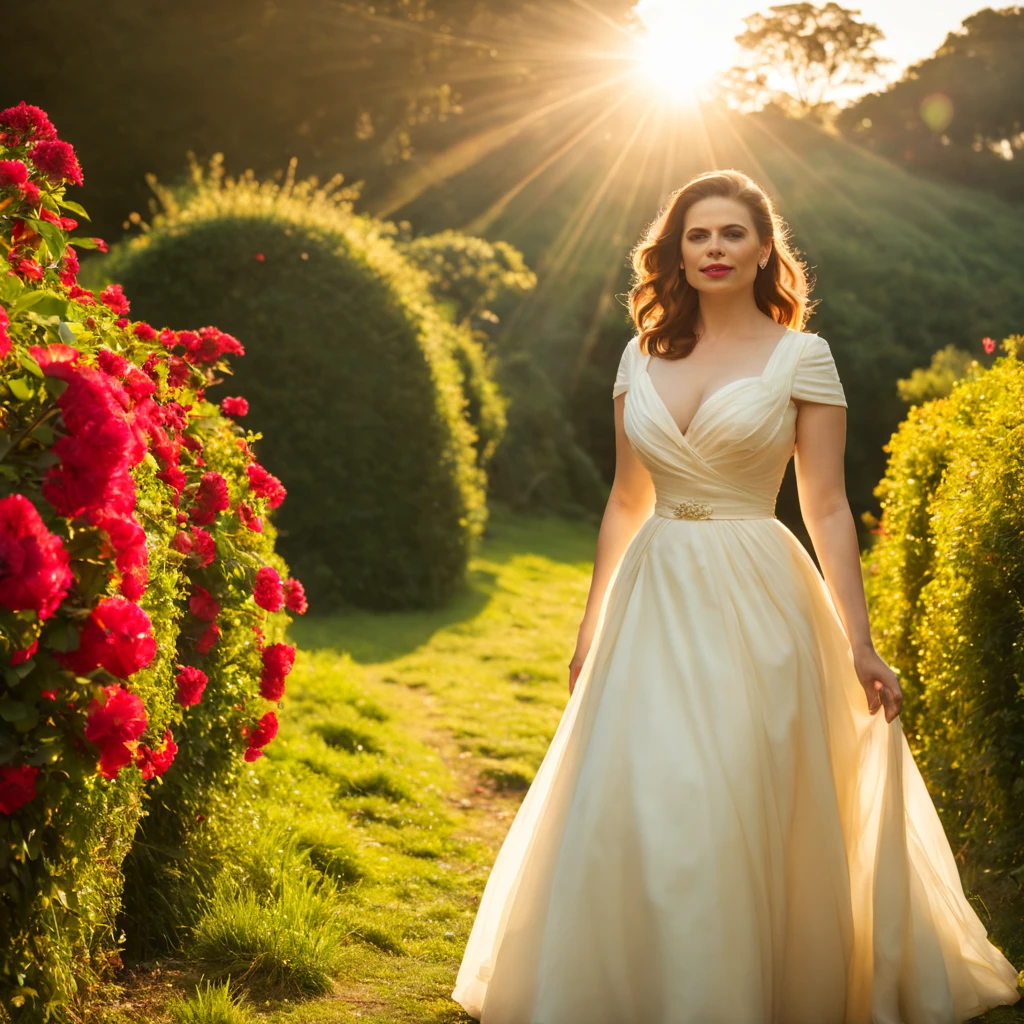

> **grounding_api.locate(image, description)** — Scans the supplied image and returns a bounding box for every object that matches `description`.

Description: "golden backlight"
[629,2,736,106]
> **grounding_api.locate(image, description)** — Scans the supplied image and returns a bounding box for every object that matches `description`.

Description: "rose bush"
[0,102,305,1020]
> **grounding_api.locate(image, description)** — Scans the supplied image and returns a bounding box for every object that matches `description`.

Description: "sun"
[628,2,738,105]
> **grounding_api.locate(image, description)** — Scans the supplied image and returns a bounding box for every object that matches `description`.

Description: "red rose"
[93,598,156,676]
[259,642,296,701]
[253,566,284,612]
[220,396,248,417]
[243,710,278,760]
[0,306,11,360]
[982,336,995,355]
[56,597,156,679]
[19,181,40,204]
[196,621,221,655]
[166,355,192,390]
[28,139,84,187]
[135,727,177,780]
[189,527,216,568]
[0,102,58,146]
[246,463,287,509]
[157,466,187,502]
[0,160,29,187]
[190,472,230,526]
[237,503,262,533]
[97,348,130,378]
[175,665,208,707]
[84,683,148,779]
[59,246,80,288]
[189,584,220,622]
[0,494,73,620]
[98,284,130,316]
[15,257,44,281]
[90,509,149,601]
[68,284,96,305]
[133,323,157,341]
[0,765,41,815]
[10,639,39,665]
[283,578,308,615]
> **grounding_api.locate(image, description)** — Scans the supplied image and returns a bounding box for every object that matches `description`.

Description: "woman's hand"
[568,625,595,696]
[853,644,903,723]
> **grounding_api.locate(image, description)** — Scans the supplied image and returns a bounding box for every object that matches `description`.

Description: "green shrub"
[895,343,980,406]
[96,154,494,611]
[0,105,297,1019]
[487,350,609,518]
[863,333,1024,868]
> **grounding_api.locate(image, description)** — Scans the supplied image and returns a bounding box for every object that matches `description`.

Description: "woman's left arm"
[793,399,904,723]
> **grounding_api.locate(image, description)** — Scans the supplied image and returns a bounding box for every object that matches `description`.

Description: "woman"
[452,170,1021,1023]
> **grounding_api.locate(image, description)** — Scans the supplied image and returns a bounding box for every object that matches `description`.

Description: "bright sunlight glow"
[629,1,741,105]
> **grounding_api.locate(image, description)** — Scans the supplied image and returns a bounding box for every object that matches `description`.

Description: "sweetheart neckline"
[641,328,795,445]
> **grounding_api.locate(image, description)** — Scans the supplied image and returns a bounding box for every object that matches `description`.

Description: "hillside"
[392,102,1024,534]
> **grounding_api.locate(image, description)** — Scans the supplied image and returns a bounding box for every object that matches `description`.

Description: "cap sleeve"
[612,334,639,398]
[791,333,847,408]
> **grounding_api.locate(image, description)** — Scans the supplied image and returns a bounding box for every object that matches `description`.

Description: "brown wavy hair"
[627,169,816,359]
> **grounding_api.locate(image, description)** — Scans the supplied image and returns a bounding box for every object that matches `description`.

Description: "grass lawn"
[104,504,1023,1023]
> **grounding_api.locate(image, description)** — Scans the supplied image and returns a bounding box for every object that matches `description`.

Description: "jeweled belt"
[667,497,714,520]
[653,497,776,520]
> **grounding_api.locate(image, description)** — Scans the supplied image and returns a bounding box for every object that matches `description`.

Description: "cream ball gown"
[452,328,1021,1024]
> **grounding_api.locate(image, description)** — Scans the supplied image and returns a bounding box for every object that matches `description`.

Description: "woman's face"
[679,196,770,293]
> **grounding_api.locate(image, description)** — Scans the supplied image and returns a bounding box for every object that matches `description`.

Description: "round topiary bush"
[96,155,492,612]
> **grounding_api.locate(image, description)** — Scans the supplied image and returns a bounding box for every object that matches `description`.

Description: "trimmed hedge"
[862,333,1024,869]
[0,103,299,1019]
[96,155,495,611]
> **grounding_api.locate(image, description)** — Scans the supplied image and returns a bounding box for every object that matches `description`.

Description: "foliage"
[0,104,299,1020]
[862,332,1024,869]
[0,0,637,241]
[838,7,1024,202]
[895,342,980,406]
[96,154,495,612]
[487,351,608,518]
[392,227,537,327]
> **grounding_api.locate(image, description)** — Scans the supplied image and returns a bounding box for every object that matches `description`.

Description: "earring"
[758,255,769,269]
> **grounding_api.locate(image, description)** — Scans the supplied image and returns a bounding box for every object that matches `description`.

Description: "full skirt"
[452,515,1021,1024]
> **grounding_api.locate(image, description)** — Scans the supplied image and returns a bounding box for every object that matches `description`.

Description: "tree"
[836,6,1024,202]
[714,3,892,123]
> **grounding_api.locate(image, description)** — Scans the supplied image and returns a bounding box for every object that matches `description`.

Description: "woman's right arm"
[569,392,655,693]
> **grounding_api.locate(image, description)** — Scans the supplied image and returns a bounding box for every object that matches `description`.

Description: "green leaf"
[58,321,83,345]
[26,219,65,263]
[0,699,35,724]
[18,352,43,378]
[66,236,101,250]
[10,290,62,316]
[25,746,61,767]
[8,377,36,401]
[58,199,91,221]
[45,619,80,654]
[0,734,16,765]
[28,422,54,446]
[0,275,21,304]
[28,295,70,318]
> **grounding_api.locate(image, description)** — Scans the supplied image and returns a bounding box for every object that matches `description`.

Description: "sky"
[632,0,995,100]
